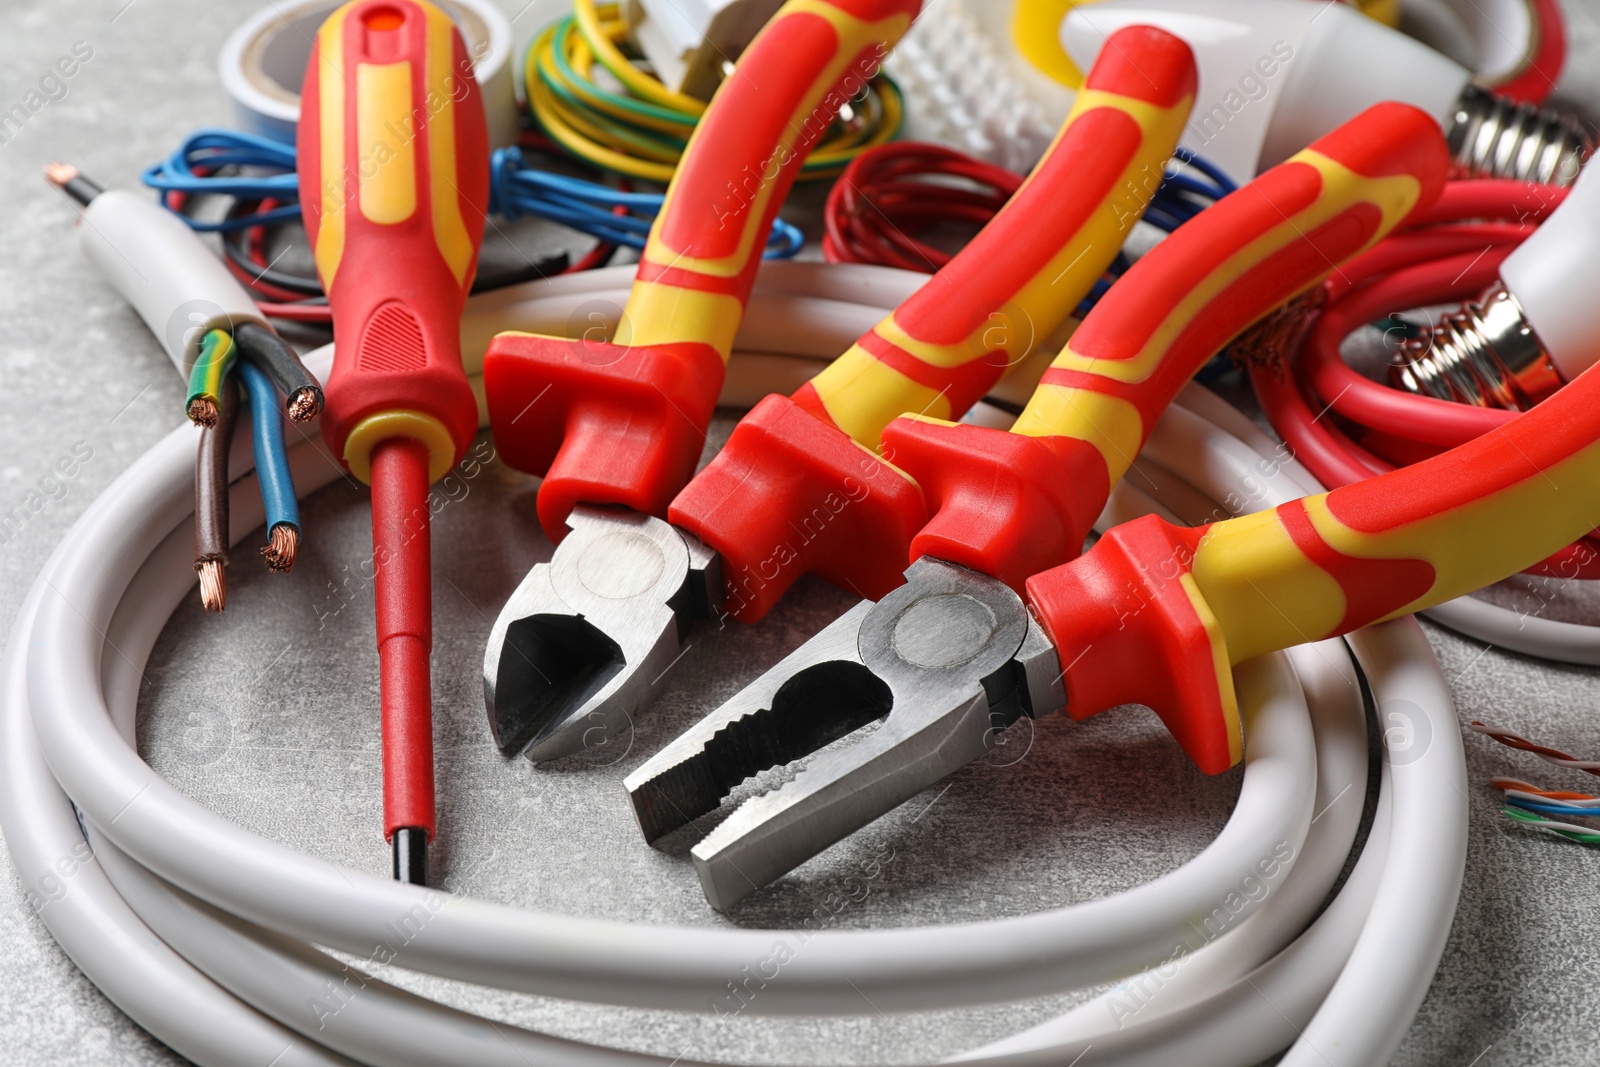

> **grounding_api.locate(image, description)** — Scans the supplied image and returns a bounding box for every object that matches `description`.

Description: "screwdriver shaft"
[372,436,435,877]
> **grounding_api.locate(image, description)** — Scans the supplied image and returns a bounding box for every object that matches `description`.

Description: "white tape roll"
[218,0,519,147]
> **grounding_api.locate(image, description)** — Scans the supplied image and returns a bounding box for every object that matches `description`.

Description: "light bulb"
[1059,0,1588,187]
[1392,160,1600,409]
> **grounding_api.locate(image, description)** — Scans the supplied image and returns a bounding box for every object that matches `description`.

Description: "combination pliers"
[623,102,1454,908]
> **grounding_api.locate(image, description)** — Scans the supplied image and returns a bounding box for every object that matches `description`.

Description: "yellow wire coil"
[527,0,903,183]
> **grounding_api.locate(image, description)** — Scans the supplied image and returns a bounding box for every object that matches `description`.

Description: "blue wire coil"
[488,146,805,258]
[142,127,805,257]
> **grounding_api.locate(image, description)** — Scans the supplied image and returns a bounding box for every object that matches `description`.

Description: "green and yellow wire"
[186,328,236,427]
[527,0,903,183]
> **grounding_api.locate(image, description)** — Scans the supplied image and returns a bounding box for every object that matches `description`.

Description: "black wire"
[233,321,324,420]
[218,196,571,298]
[220,198,322,295]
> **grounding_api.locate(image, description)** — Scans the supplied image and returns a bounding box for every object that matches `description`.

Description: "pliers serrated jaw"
[623,556,1063,909]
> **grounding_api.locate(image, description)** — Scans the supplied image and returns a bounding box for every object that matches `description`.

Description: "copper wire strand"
[262,524,299,573]
[286,387,321,422]
[187,397,218,427]
[43,162,103,207]
[197,559,227,613]
[43,162,77,187]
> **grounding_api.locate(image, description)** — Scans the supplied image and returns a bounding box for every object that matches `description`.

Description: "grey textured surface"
[5,1,1600,1064]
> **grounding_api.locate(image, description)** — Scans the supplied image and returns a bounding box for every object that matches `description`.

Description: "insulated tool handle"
[1030,358,1600,776]
[793,26,1197,445]
[485,0,922,541]
[882,102,1451,592]
[670,26,1198,622]
[297,0,488,484]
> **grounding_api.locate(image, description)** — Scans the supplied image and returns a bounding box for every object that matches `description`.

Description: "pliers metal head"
[484,506,720,761]
[623,556,1063,910]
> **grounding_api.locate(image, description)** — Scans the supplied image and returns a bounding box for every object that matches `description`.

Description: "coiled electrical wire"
[0,262,1473,1067]
[489,144,805,256]
[142,126,797,280]
[527,0,902,183]
[1246,180,1600,582]
[822,141,1234,296]
[142,128,299,232]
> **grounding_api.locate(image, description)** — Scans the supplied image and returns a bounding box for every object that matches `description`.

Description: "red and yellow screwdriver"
[297,0,488,884]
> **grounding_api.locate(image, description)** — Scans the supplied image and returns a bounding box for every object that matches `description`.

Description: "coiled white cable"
[1,261,1464,1066]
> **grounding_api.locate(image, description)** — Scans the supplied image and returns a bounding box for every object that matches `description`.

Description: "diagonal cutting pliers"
[478,0,923,760]
[622,102,1453,909]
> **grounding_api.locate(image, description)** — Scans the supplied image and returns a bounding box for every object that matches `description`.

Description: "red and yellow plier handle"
[882,102,1449,591]
[1035,350,1600,774]
[671,24,1198,621]
[485,0,922,541]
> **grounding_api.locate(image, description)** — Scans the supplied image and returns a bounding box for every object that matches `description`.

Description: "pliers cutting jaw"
[483,506,721,761]
[623,557,1064,910]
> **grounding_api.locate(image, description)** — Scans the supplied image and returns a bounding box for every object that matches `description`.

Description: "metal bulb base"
[1391,284,1560,410]
[1447,84,1589,187]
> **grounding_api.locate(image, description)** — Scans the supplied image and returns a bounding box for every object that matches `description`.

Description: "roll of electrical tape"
[219,0,519,147]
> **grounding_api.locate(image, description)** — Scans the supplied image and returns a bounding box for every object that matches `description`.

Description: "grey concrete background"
[5,0,1600,1064]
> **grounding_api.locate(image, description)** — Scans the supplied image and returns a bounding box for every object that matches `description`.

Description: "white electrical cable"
[1,261,1469,1066]
[947,639,1371,1065]
[1280,621,1468,1067]
[0,383,1312,1062]
[952,390,1471,1066]
[15,304,1319,1014]
[1421,596,1600,666]
[957,380,1369,1059]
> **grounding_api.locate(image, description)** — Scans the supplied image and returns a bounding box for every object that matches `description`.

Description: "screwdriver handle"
[882,102,1451,591]
[1030,356,1600,776]
[484,0,921,541]
[297,0,488,484]
[669,25,1199,623]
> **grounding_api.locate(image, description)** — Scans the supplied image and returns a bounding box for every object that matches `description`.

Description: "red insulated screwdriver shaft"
[371,437,433,882]
[297,0,489,884]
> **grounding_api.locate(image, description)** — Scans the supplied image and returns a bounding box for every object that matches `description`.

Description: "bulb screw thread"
[1447,84,1590,187]
[1391,284,1556,410]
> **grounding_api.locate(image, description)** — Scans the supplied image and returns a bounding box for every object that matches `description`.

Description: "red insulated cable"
[256,301,333,323]
[823,141,1022,271]
[1492,0,1567,105]
[1300,247,1518,448]
[1326,223,1533,299]
[370,437,436,842]
[1404,179,1567,228]
[225,256,312,303]
[1259,347,1600,579]
[1253,181,1600,578]
[1250,361,1389,487]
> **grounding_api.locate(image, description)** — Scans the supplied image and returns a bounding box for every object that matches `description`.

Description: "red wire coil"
[822,141,1022,272]
[1251,178,1600,579]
